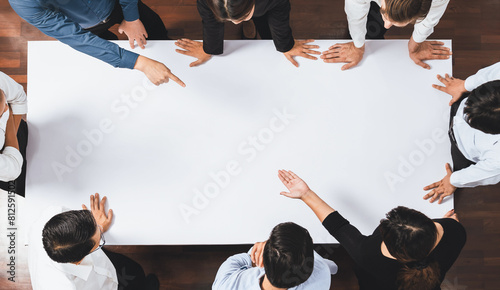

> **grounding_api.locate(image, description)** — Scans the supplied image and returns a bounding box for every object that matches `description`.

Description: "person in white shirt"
[423,61,500,203]
[212,222,337,290]
[321,0,451,70]
[0,71,28,196]
[29,193,159,290]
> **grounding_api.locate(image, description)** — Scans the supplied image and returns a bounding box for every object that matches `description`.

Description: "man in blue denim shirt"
[213,223,337,290]
[9,0,185,87]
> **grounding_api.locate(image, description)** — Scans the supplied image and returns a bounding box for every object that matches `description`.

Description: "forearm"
[345,0,370,48]
[464,61,500,91]
[412,0,450,43]
[4,122,19,151]
[301,190,335,223]
[197,0,224,55]
[13,114,23,133]
[450,163,500,188]
[267,1,294,53]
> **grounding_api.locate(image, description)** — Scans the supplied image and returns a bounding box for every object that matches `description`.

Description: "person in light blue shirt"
[9,0,185,87]
[213,222,337,290]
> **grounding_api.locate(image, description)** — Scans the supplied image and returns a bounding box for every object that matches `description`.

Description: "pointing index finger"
[167,71,186,87]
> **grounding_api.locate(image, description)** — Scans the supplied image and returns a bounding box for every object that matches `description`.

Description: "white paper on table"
[24,39,453,245]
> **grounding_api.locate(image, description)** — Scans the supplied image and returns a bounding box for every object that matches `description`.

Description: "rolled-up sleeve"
[212,253,252,289]
[345,0,370,48]
[0,146,23,181]
[412,0,450,43]
[0,72,27,115]
[464,61,500,91]
[9,0,139,69]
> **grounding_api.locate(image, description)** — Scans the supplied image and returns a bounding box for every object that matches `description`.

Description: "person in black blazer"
[175,0,320,67]
[277,169,466,290]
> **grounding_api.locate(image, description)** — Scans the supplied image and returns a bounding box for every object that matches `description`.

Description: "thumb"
[342,62,355,71]
[445,163,453,174]
[118,26,124,34]
[82,204,87,210]
[280,191,291,197]
[286,55,298,67]
[190,59,203,67]
[416,60,430,70]
[107,209,113,220]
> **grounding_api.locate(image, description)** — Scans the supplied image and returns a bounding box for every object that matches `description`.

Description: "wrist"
[300,189,315,201]
[134,55,147,72]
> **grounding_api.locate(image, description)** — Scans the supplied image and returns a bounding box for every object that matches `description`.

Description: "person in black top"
[175,0,320,67]
[277,170,466,290]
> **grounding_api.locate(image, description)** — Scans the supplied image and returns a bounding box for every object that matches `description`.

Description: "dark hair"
[381,0,432,23]
[206,0,255,22]
[379,206,440,290]
[42,210,97,263]
[263,222,314,288]
[464,80,500,134]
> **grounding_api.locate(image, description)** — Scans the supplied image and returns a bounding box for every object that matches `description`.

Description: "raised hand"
[423,163,457,204]
[250,241,266,268]
[283,39,321,67]
[278,170,311,199]
[175,39,212,67]
[408,37,452,70]
[432,74,467,106]
[321,42,364,70]
[118,19,148,49]
[82,193,114,233]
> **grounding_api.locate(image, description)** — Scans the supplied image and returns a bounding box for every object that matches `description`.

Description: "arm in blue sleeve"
[9,0,139,69]
[212,253,252,289]
[118,0,140,22]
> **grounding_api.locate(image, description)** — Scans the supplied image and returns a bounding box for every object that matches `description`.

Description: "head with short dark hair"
[42,210,97,263]
[381,0,432,24]
[464,80,500,134]
[263,222,314,288]
[379,206,440,290]
[206,0,255,22]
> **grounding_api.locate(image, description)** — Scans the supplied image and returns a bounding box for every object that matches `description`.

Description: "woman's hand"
[283,39,320,67]
[175,39,212,67]
[278,170,311,199]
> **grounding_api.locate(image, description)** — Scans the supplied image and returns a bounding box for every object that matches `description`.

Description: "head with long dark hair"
[206,0,255,22]
[379,206,440,290]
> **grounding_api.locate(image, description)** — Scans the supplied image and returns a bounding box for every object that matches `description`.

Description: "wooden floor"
[1,0,500,289]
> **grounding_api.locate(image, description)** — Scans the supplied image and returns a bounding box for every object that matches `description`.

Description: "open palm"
[278,170,310,199]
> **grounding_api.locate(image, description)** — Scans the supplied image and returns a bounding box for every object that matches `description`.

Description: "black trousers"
[365,1,388,40]
[0,120,28,197]
[449,96,475,171]
[86,0,169,41]
[102,248,148,290]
